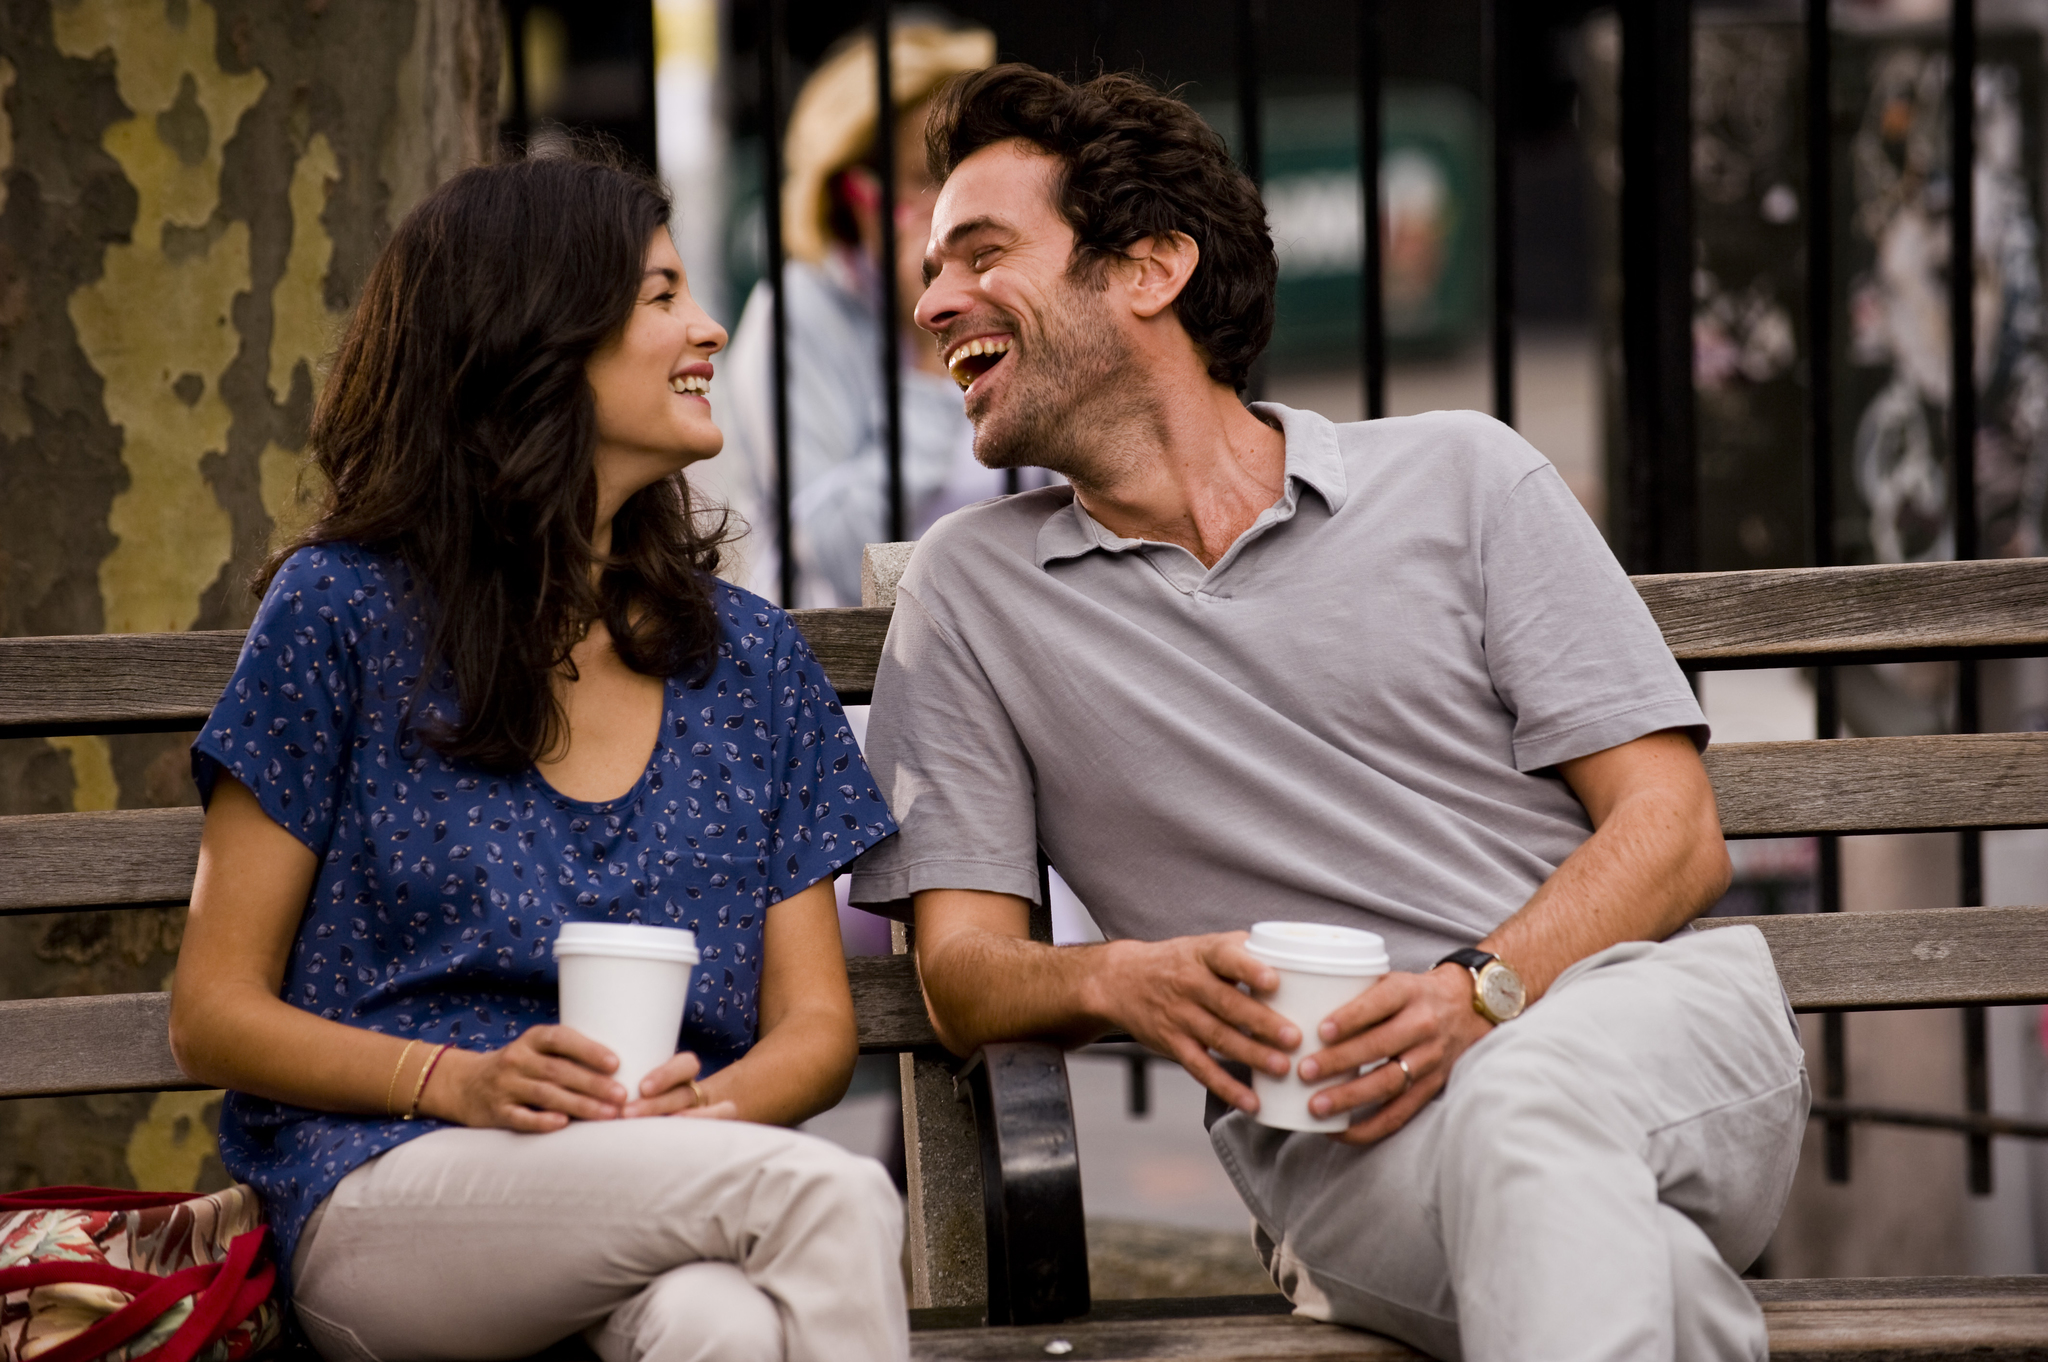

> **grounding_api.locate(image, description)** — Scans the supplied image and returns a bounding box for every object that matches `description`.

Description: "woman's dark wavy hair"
[261,146,728,775]
[925,64,1276,391]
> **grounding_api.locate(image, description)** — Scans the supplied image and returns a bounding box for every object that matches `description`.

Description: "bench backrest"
[6,553,2048,1315]
[4,555,2048,1102]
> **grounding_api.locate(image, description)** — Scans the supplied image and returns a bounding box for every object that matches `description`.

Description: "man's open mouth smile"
[945,335,1013,394]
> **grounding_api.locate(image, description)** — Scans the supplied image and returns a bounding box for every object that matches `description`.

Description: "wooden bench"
[8,551,2048,1360]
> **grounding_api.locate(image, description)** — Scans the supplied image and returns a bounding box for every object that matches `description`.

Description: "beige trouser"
[1211,924,1809,1362]
[290,1117,908,1362]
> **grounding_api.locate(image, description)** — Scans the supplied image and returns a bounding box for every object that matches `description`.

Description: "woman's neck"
[590,516,615,588]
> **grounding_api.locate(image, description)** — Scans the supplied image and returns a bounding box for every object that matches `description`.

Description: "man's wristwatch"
[1436,948,1527,1024]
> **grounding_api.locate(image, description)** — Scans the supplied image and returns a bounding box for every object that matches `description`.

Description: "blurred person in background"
[708,17,1055,609]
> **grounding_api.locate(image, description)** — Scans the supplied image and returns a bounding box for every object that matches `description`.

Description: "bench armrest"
[954,1042,1091,1325]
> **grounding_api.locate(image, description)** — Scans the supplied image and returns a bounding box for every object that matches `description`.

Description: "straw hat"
[782,21,996,264]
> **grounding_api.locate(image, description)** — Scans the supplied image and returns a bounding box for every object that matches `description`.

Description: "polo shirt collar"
[1033,402,1349,569]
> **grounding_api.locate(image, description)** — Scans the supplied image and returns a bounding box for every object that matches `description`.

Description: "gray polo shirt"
[847,404,1706,971]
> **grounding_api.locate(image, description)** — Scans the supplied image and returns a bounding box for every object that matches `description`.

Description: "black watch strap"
[1437,947,1497,973]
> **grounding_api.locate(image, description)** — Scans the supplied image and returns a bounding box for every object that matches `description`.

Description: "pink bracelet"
[406,1043,453,1120]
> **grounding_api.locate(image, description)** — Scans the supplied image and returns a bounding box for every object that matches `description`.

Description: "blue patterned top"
[190,544,896,1285]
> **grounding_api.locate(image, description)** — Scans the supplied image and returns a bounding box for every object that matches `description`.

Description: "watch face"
[1478,963,1526,1021]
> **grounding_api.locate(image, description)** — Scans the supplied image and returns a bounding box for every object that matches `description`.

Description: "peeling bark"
[0,0,499,1193]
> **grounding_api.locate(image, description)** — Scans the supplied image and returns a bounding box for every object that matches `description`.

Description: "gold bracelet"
[385,1039,421,1118]
[406,1043,452,1120]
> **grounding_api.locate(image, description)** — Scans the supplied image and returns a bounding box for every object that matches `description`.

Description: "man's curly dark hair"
[925,64,1276,392]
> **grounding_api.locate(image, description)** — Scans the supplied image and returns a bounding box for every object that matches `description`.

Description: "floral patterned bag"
[0,1186,280,1362]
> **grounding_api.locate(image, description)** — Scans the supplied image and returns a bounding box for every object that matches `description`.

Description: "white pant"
[1211,925,1808,1362]
[291,1118,908,1362]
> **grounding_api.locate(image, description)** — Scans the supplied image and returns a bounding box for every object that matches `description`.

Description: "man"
[850,63,1807,1362]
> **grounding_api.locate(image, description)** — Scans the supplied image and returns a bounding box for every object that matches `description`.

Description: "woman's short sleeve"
[762,613,898,903]
[190,547,368,854]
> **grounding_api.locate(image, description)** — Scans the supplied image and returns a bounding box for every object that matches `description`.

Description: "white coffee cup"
[1241,921,1391,1133]
[553,922,700,1099]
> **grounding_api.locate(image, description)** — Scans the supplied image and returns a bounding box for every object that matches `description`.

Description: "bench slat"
[0,631,242,740]
[0,808,203,913]
[859,546,2048,674]
[4,733,2043,916]
[9,907,2045,1100]
[1633,557,2048,668]
[1702,907,2048,1011]
[848,952,941,1050]
[1706,733,2048,837]
[912,1312,1422,1358]
[905,1278,2048,1359]
[789,606,890,705]
[0,993,190,1098]
[6,559,2048,740]
[0,608,890,741]
[0,957,940,1100]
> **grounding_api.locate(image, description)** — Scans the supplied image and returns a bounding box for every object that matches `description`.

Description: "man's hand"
[1296,963,1494,1145]
[913,890,1305,1115]
[1085,932,1302,1113]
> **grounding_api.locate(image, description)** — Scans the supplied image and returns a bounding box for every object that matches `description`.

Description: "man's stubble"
[967,271,1157,490]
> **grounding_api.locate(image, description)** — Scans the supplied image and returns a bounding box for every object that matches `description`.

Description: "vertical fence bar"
[1484,0,1514,426]
[1951,0,1978,570]
[505,0,531,143]
[1806,0,1834,575]
[759,0,797,608]
[874,2,907,544]
[1805,0,1852,1186]
[1618,0,1696,573]
[1235,0,1264,401]
[1949,0,1991,1196]
[1358,0,1385,419]
[1235,0,1264,187]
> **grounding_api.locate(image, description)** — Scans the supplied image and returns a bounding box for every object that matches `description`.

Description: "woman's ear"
[1121,231,1200,319]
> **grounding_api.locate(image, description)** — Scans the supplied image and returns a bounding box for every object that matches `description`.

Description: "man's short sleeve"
[847,584,1040,915]
[1483,463,1707,771]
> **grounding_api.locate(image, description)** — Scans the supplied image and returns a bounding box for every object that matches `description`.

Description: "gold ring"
[686,1079,706,1108]
[1394,1056,1414,1094]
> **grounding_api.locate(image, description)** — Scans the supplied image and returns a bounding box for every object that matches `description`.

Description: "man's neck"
[1066,376,1288,569]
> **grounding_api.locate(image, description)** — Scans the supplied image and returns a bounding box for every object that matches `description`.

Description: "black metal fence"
[507,0,2024,1193]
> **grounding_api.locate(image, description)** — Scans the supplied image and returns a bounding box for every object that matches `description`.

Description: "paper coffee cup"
[553,922,700,1099]
[1241,921,1391,1133]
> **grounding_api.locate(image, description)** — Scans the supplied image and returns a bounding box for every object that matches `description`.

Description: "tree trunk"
[0,0,499,1193]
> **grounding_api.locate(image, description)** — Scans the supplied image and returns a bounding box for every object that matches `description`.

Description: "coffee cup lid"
[1242,921,1389,975]
[552,921,700,964]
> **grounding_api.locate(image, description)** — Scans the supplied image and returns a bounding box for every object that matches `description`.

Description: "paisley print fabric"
[190,544,896,1286]
[0,1186,281,1362]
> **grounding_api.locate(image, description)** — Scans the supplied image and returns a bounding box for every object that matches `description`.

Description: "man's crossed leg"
[1214,927,1808,1362]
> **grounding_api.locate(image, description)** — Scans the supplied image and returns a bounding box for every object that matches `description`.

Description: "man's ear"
[1120,231,1200,319]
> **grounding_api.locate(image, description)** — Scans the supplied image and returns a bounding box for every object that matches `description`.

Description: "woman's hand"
[422,1025,633,1132]
[623,1051,740,1120]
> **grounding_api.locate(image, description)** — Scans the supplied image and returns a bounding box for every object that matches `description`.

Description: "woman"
[168,150,907,1362]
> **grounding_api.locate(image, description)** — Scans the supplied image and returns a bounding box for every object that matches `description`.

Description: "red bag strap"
[0,1187,196,1213]
[12,1260,219,1362]
[0,1226,274,1362]
[141,1229,274,1362]
[0,1258,165,1297]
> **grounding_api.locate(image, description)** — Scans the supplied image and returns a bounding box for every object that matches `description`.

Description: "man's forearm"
[916,918,1117,1055]
[914,890,1299,1105]
[1482,765,1730,1001]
